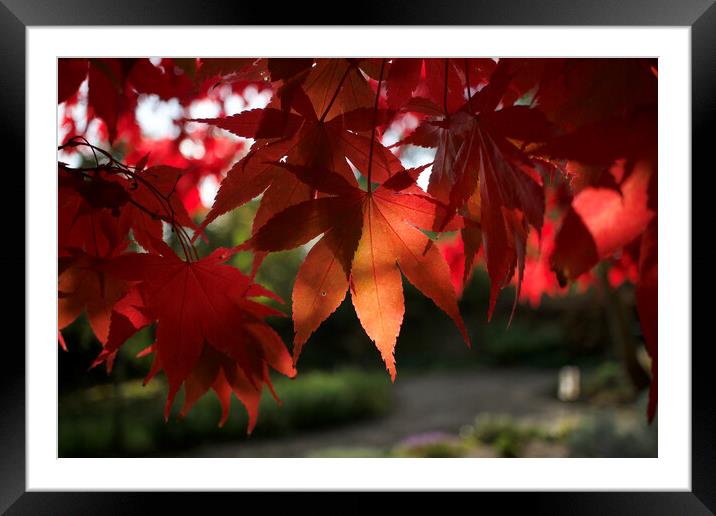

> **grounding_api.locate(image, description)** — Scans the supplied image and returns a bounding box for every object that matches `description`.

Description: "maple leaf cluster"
[58,57,658,429]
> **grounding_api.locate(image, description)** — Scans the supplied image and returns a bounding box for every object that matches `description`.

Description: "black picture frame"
[2,0,709,513]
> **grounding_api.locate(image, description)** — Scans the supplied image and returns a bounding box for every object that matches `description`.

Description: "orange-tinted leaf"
[376,193,470,345]
[304,59,374,121]
[246,163,469,378]
[350,198,406,379]
[292,222,362,361]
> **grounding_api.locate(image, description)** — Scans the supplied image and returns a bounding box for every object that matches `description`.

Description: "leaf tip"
[387,361,397,383]
[58,331,68,352]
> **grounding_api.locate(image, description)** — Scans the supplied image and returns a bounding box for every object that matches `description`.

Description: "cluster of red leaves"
[58,58,295,430]
[433,59,657,419]
[58,57,658,427]
[58,58,267,215]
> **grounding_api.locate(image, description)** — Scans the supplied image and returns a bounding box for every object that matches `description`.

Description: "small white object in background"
[558,366,581,402]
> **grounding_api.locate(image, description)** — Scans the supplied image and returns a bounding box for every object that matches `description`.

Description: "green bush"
[59,368,392,457]
[467,414,552,457]
[482,320,567,367]
[581,361,637,404]
[308,447,387,458]
[392,432,468,458]
[567,411,657,458]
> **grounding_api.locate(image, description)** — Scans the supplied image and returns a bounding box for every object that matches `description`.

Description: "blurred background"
[58,58,657,458]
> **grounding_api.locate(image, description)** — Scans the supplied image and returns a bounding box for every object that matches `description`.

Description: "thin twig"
[59,139,198,262]
[366,59,386,193]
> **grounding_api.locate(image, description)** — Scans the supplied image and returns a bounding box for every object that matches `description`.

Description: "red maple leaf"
[243,162,469,379]
[113,164,199,255]
[192,60,402,237]
[59,165,130,258]
[57,57,660,425]
[394,61,552,318]
[550,159,656,283]
[58,248,129,347]
[93,247,295,432]
[59,155,200,256]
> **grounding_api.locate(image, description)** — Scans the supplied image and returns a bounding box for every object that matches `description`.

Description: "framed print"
[2,0,711,513]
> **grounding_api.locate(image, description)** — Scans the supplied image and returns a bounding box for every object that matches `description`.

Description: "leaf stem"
[464,58,472,103]
[443,58,450,118]
[366,59,386,194]
[318,62,352,122]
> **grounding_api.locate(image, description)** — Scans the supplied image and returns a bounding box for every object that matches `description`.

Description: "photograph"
[56,56,659,460]
[0,0,708,508]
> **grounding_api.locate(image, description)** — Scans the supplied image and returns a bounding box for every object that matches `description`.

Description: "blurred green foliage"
[393,432,469,458]
[295,400,657,459]
[567,393,658,458]
[59,368,392,457]
[383,401,656,459]
[466,414,554,457]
